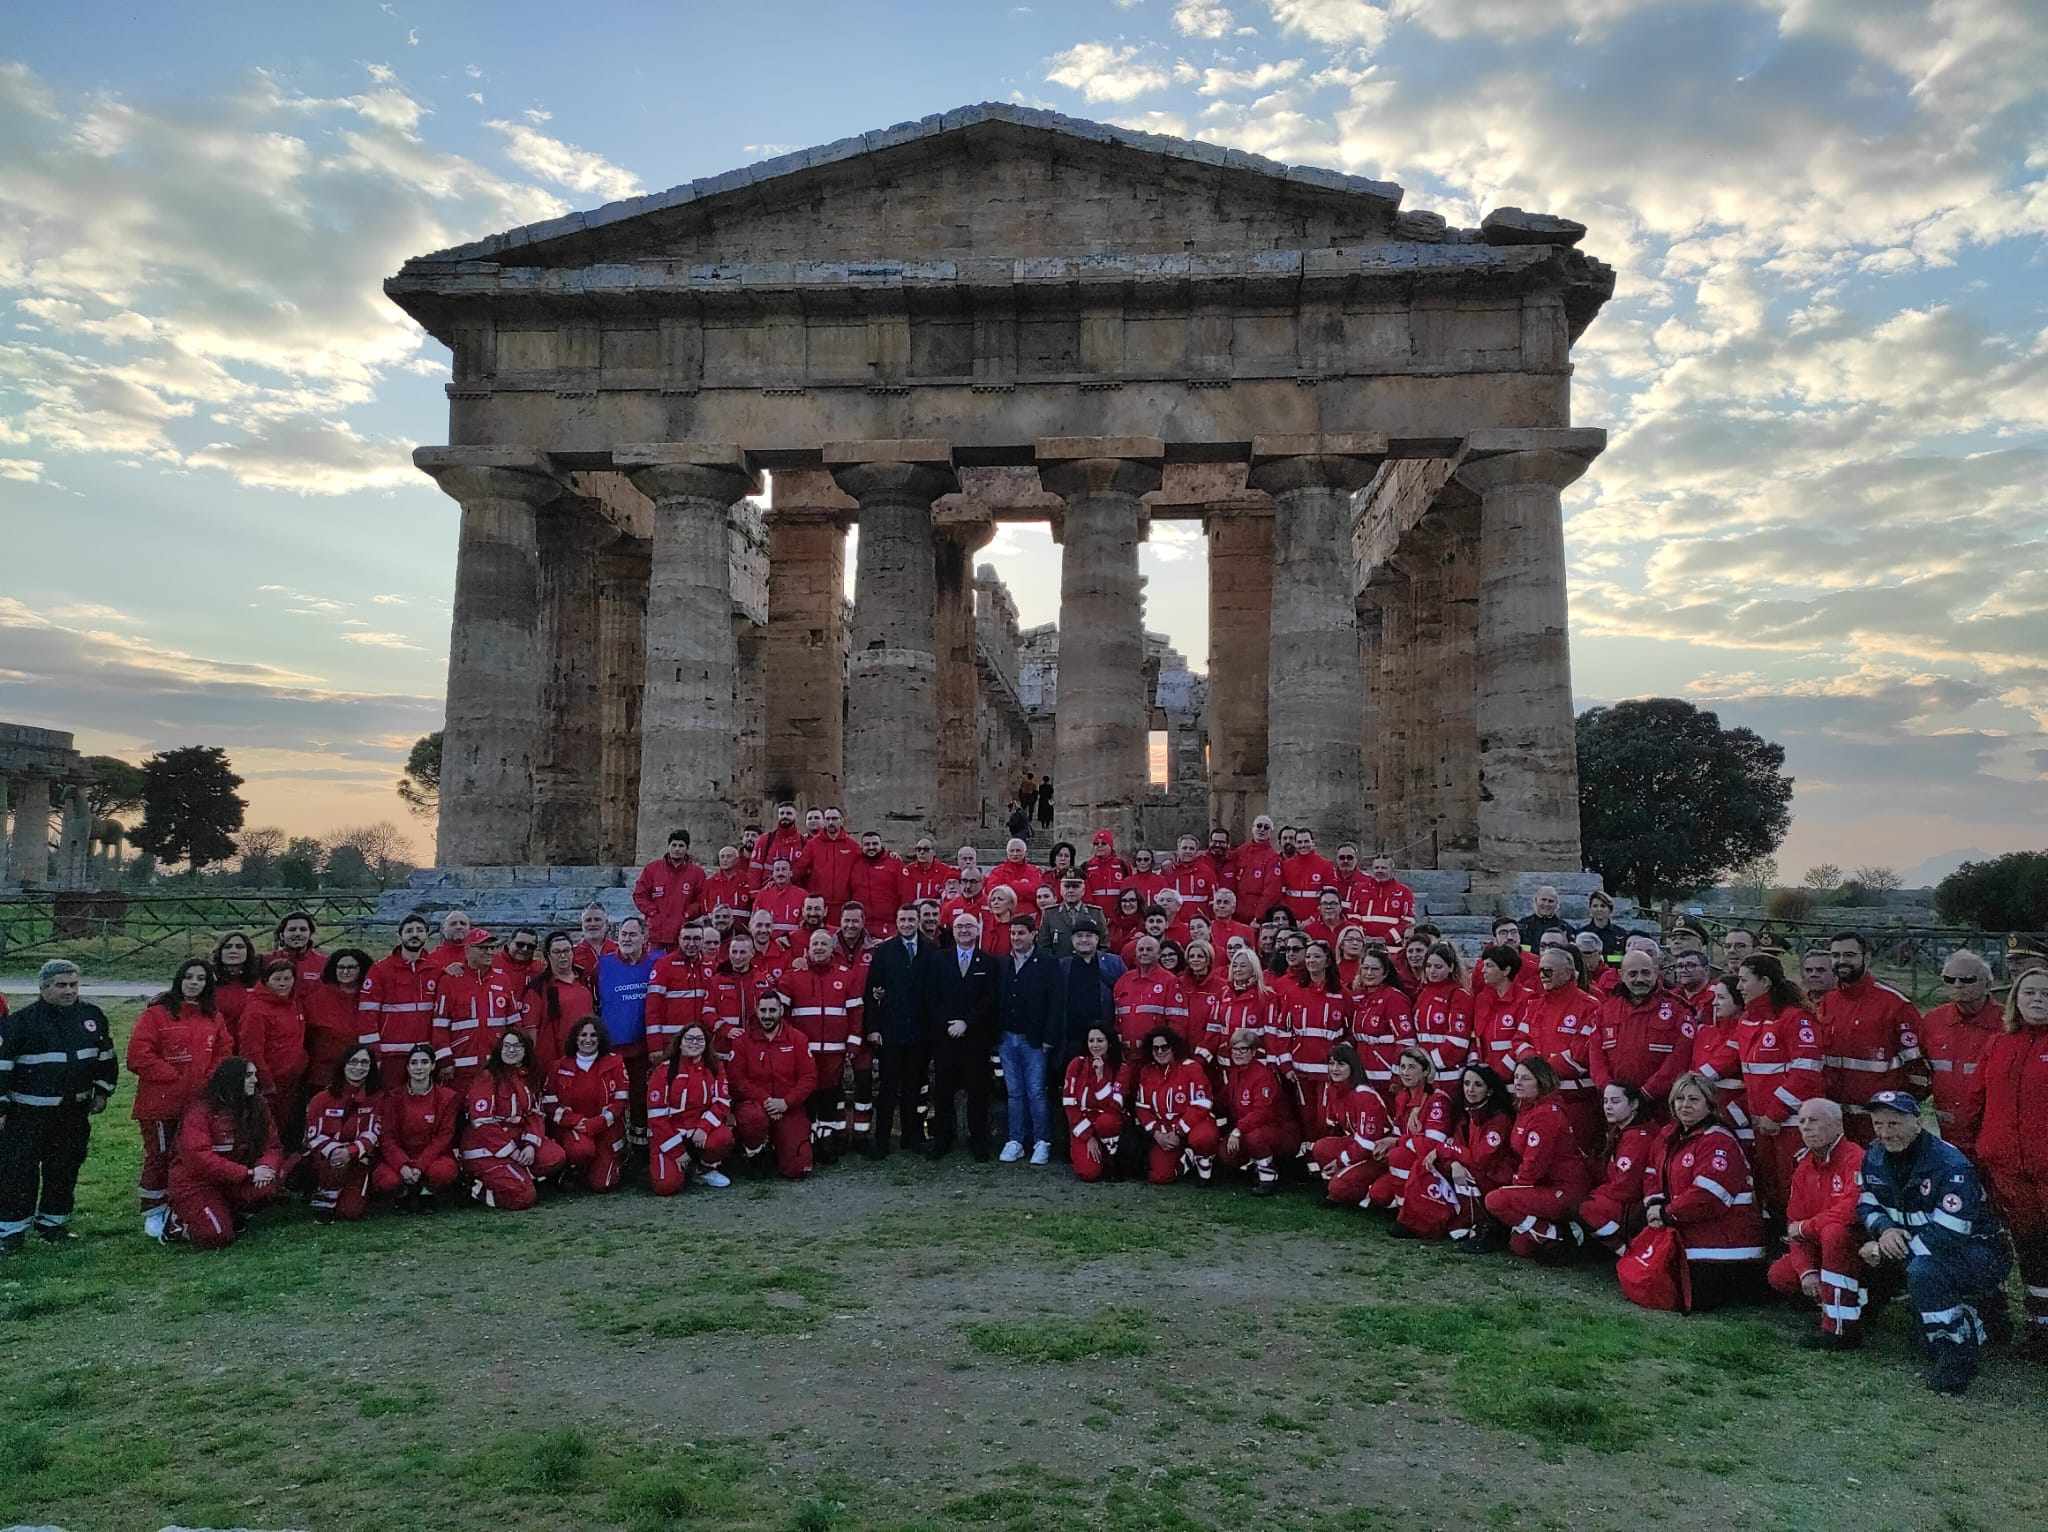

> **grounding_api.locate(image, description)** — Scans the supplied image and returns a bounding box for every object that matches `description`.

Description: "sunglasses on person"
[1940,974,1984,985]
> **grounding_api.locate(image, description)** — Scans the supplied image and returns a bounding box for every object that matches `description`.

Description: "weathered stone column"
[1368,581,1410,856]
[596,538,650,864]
[1248,434,1387,848]
[415,446,564,866]
[57,782,90,889]
[531,504,605,865]
[10,770,50,888]
[620,444,761,860]
[935,516,995,839]
[1205,501,1273,840]
[0,774,13,888]
[764,502,849,810]
[827,441,959,836]
[1454,428,1604,871]
[1354,597,1381,845]
[1039,437,1162,847]
[1434,502,1483,868]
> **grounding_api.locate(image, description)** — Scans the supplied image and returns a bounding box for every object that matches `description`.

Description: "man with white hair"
[986,837,1046,909]
[0,961,118,1252]
[1767,1098,1868,1350]
[923,911,1000,1160]
[1517,886,1573,951]
[1225,814,1284,921]
[1919,949,2000,1157]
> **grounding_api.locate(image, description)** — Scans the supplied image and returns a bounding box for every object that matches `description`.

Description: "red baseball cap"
[466,928,497,947]
[1093,830,1114,845]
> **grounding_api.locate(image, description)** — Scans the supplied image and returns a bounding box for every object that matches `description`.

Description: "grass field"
[4,1003,2044,1532]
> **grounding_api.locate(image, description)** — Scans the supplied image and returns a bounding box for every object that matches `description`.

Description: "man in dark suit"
[924,910,1001,1160]
[860,905,933,1159]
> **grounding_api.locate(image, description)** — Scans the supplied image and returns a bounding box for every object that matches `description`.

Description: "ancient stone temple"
[387,103,1611,890]
[0,723,94,890]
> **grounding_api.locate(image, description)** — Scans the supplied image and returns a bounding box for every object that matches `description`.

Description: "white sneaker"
[998,1140,1026,1163]
[142,1207,167,1241]
[698,1169,731,1189]
[1029,1141,1051,1166]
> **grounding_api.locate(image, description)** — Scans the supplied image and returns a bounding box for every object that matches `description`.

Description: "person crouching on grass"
[163,1058,287,1249]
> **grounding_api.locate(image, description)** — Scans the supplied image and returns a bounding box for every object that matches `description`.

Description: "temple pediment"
[412,104,1419,271]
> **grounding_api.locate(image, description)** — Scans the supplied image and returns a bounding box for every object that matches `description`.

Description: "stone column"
[1205,502,1273,839]
[1354,598,1381,847]
[531,504,606,865]
[620,444,761,860]
[1248,434,1387,848]
[935,517,994,839]
[1370,583,1410,856]
[1434,505,1483,867]
[1039,437,1163,847]
[1400,531,1450,860]
[827,440,959,836]
[57,782,90,889]
[1454,428,1604,872]
[596,538,650,864]
[763,506,849,810]
[0,774,12,888]
[415,447,563,867]
[10,770,50,889]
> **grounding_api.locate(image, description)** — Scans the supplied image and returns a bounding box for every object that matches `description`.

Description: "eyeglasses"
[1941,975,1984,985]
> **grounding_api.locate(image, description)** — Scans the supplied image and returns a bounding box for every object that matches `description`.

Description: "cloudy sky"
[2,0,2042,880]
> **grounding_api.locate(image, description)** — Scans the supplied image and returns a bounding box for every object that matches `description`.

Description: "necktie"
[959,949,970,976]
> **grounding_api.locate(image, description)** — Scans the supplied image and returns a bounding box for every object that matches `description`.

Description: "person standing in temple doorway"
[1036,775,1054,830]
[1018,770,1037,813]
[1007,799,1033,844]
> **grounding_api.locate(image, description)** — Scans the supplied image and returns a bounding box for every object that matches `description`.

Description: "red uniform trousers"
[1395,1170,1483,1240]
[1069,1107,1123,1183]
[1365,1144,1414,1211]
[1485,1185,1581,1258]
[1308,1137,1375,1207]
[137,1119,178,1212]
[1578,1185,1639,1253]
[1219,1121,1298,1182]
[1986,1169,2048,1333]
[310,1153,373,1221]
[1145,1111,1221,1185]
[1751,1127,1802,1218]
[173,1178,280,1250]
[649,1123,736,1196]
[554,1120,625,1192]
[1767,1225,1867,1336]
[370,1154,458,1197]
[469,1140,568,1211]
[736,1101,812,1178]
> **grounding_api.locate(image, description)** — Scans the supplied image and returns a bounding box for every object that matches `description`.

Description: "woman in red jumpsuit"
[1732,954,1825,1216]
[1964,964,2048,1356]
[1640,1071,1768,1311]
[126,958,233,1237]
[1485,1057,1594,1259]
[303,1045,381,1222]
[1366,1048,1453,1211]
[236,960,308,1152]
[1349,948,1415,1104]
[1334,925,1368,990]
[165,1058,285,1250]
[1210,949,1279,1082]
[1688,975,1754,1155]
[1579,1082,1661,1253]
[1404,1063,1515,1241]
[373,1044,459,1208]
[1287,941,1352,1130]
[1181,942,1229,1027]
[1218,1026,1300,1192]
[301,948,374,1102]
[1305,1044,1389,1207]
[524,931,595,1073]
[1135,1028,1221,1185]
[208,932,260,1040]
[1108,889,1145,955]
[647,1020,734,1195]
[460,1029,564,1210]
[543,1017,631,1193]
[1062,1025,1125,1183]
[1411,943,1474,1093]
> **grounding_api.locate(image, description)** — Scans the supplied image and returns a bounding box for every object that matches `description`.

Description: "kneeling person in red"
[303,1045,381,1223]
[165,1058,287,1249]
[1218,1026,1299,1193]
[648,1021,734,1194]
[1483,1057,1593,1259]
[1766,1097,1868,1348]
[1135,1027,1220,1184]
[730,991,816,1178]
[374,1044,459,1208]
[460,1029,565,1210]
[543,1018,631,1192]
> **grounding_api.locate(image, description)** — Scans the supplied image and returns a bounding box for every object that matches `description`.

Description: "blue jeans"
[999,1032,1052,1146]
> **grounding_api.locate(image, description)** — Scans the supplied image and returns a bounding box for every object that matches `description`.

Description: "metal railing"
[1686,912,2038,1006]
[0,891,389,979]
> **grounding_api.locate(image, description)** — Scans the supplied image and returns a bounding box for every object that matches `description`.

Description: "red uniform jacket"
[458,1071,545,1165]
[1390,1085,1455,1159]
[436,968,522,1078]
[1965,1024,2048,1182]
[1589,987,1693,1099]
[1503,1095,1591,1203]
[1063,1055,1124,1140]
[647,1055,730,1154]
[1224,842,1283,919]
[424,940,469,978]
[168,1100,283,1200]
[1736,999,1825,1127]
[794,832,861,916]
[378,1084,458,1175]
[571,938,620,984]
[749,826,806,887]
[781,958,861,1078]
[543,1053,631,1139]
[1472,983,1531,1079]
[1525,985,1601,1103]
[236,989,308,1100]
[359,950,442,1081]
[985,859,1046,909]
[1787,1134,1865,1239]
[522,976,595,1073]
[1647,1121,1766,1262]
[215,982,252,1039]
[1221,1058,1298,1144]
[1136,1058,1215,1135]
[1277,852,1338,921]
[267,946,327,989]
[701,868,753,918]
[1919,1000,2003,1151]
[301,981,373,1087]
[1311,1082,1391,1171]
[729,1020,817,1110]
[1585,1119,1661,1221]
[633,855,707,946]
[902,857,957,905]
[304,1085,380,1163]
[709,964,779,1059]
[754,883,808,939]
[1819,973,1927,1111]
[1169,862,1216,920]
[1688,1017,1753,1140]
[1412,981,1475,1084]
[1113,967,1193,1057]
[1208,987,1279,1071]
[847,852,905,929]
[1440,1106,1517,1193]
[1347,877,1415,946]
[126,1001,233,1122]
[647,953,714,1058]
[1284,986,1352,1086]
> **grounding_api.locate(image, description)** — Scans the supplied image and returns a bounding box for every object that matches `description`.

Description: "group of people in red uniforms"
[46,809,2046,1393]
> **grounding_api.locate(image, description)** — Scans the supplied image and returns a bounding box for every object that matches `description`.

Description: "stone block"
[823,438,954,467]
[1481,208,1587,247]
[1035,436,1166,464]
